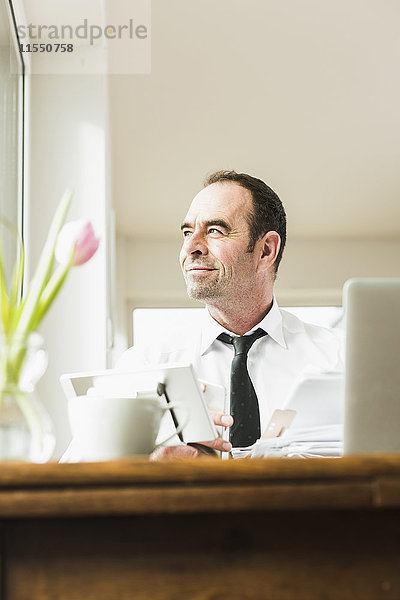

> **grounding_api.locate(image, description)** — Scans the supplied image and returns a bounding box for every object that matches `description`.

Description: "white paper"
[231,424,343,459]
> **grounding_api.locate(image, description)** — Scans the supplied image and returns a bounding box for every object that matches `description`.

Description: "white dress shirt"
[116,300,344,436]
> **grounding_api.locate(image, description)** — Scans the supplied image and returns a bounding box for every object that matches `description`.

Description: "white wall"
[277,237,400,304]
[26,73,112,458]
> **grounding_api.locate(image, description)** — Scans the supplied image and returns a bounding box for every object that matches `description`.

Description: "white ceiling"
[109,1,399,239]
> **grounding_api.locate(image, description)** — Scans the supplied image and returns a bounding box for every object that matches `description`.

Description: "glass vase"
[0,333,55,462]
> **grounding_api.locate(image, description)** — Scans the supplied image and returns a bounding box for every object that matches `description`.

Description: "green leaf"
[7,223,25,335]
[0,264,9,335]
[30,248,74,331]
[0,216,16,335]
[14,189,72,338]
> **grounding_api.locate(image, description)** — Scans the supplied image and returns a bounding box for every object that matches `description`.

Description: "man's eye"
[208,228,222,235]
[182,230,192,237]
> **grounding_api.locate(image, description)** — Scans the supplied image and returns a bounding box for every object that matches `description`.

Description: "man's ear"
[258,231,281,271]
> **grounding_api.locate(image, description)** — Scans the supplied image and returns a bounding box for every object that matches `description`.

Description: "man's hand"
[150,410,233,460]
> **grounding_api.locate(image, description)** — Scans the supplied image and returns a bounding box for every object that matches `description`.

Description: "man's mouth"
[185,266,216,272]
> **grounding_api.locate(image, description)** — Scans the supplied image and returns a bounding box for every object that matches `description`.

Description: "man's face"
[179,182,261,304]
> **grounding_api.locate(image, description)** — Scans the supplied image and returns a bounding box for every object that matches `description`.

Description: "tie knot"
[218,328,267,356]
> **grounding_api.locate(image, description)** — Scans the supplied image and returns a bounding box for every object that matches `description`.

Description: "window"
[0,0,25,281]
[133,306,343,346]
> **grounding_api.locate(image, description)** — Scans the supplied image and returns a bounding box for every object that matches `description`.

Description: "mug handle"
[156,402,189,447]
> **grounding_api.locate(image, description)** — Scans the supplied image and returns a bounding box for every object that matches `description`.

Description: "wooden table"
[1,455,400,599]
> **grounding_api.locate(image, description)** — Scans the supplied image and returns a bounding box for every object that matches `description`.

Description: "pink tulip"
[55,219,99,266]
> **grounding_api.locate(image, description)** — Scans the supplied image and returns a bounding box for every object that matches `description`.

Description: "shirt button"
[249,360,253,366]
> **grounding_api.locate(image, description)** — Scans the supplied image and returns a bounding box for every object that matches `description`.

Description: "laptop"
[344,278,400,454]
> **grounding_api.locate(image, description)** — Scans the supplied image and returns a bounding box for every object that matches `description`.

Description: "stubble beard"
[185,272,230,302]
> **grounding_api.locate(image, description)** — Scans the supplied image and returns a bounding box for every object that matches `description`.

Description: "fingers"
[149,437,232,461]
[210,409,234,428]
[203,437,232,452]
[186,438,231,453]
[150,445,199,461]
[150,408,234,461]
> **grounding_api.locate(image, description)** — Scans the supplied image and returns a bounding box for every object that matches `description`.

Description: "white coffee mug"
[68,392,184,461]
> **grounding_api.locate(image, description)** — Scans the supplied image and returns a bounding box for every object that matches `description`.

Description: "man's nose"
[184,231,208,255]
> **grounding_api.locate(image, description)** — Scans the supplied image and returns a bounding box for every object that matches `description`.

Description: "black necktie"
[217,328,267,447]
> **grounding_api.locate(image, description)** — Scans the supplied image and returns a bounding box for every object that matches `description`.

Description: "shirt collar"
[199,297,287,355]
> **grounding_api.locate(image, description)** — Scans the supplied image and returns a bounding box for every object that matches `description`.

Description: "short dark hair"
[204,170,287,275]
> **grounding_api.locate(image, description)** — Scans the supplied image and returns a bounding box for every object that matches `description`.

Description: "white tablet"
[60,363,219,444]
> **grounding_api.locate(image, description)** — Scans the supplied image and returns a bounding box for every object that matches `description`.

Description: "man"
[117,170,342,457]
